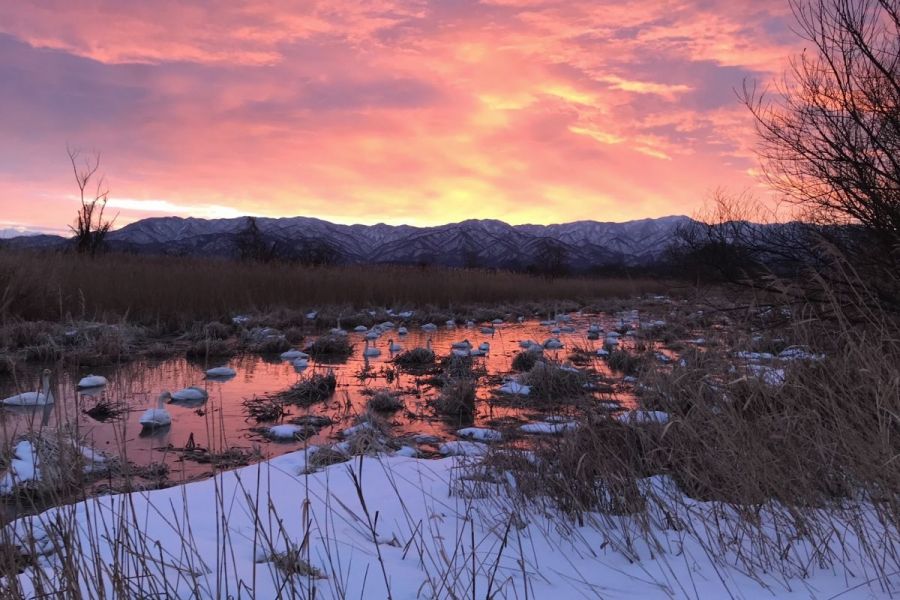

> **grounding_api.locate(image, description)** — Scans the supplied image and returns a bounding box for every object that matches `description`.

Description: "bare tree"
[739,0,900,310]
[67,145,113,256]
[236,216,274,262]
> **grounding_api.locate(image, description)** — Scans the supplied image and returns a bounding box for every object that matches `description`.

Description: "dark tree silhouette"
[293,238,338,266]
[236,216,276,262]
[68,146,113,256]
[739,0,900,307]
[529,238,569,278]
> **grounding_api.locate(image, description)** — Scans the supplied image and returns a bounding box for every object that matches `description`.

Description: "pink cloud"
[0,0,797,230]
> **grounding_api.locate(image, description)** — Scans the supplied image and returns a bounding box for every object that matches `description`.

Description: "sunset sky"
[0,0,799,233]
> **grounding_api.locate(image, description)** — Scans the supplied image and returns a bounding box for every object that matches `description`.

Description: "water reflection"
[0,314,649,481]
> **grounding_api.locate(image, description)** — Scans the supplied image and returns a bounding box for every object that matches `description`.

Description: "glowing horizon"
[0,1,799,232]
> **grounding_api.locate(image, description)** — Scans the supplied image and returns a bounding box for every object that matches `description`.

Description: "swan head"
[158,391,172,405]
[40,369,52,391]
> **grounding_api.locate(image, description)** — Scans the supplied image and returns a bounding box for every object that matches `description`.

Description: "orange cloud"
[0,0,796,230]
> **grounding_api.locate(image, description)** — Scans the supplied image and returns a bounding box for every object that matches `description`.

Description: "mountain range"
[1,215,694,272]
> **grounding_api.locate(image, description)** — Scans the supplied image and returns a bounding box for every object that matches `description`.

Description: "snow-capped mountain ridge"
[3,215,695,270]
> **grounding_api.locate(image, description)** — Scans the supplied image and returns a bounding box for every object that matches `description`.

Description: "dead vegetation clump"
[270,371,337,406]
[248,334,292,355]
[0,354,16,376]
[282,327,305,344]
[511,350,542,372]
[522,361,589,403]
[364,388,404,413]
[393,347,435,368]
[67,324,142,366]
[304,447,349,472]
[432,350,482,421]
[242,396,287,422]
[143,342,172,358]
[0,321,63,351]
[179,445,262,469]
[263,548,324,580]
[567,345,595,366]
[185,321,232,341]
[440,353,484,380]
[305,335,352,359]
[486,419,653,518]
[604,349,647,376]
[251,308,309,330]
[434,379,476,422]
[11,322,145,366]
[83,397,128,422]
[289,414,333,428]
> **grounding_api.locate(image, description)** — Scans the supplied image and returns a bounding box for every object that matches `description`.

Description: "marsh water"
[0,313,651,490]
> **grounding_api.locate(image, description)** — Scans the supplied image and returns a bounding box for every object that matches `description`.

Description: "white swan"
[479,342,490,352]
[78,375,109,389]
[293,357,309,369]
[281,349,309,360]
[543,338,564,349]
[388,339,403,353]
[139,392,172,428]
[353,325,368,332]
[2,369,54,406]
[397,326,408,335]
[171,386,208,403]
[421,323,438,332]
[363,339,381,357]
[205,366,236,378]
[365,329,381,340]
[77,374,108,389]
[451,339,472,350]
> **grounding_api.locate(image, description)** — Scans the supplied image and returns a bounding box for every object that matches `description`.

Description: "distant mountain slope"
[1,215,695,271]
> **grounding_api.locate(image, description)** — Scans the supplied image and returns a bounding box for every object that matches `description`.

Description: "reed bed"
[0,251,668,326]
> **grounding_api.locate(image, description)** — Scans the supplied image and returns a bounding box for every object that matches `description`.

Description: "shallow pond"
[0,313,653,490]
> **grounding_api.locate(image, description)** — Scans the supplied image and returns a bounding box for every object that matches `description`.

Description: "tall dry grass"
[478,281,900,589]
[0,251,667,327]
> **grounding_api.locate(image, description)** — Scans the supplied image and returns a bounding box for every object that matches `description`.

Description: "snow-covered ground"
[4,447,896,599]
